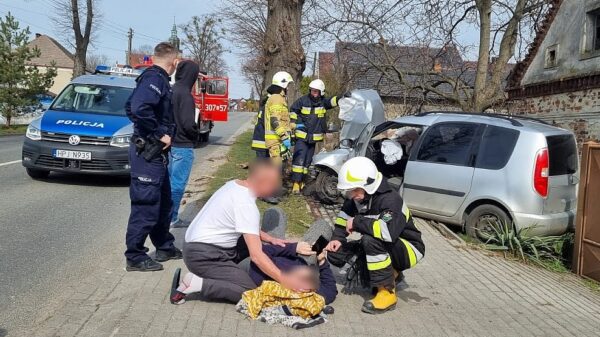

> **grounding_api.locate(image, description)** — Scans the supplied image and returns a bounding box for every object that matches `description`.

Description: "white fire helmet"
[272,71,294,89]
[309,79,325,94]
[337,157,383,195]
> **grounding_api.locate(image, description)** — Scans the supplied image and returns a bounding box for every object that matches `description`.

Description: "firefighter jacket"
[264,93,292,147]
[332,178,425,256]
[290,94,338,143]
[251,96,269,150]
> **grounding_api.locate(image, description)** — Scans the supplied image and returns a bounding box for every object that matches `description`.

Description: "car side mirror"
[340,139,353,148]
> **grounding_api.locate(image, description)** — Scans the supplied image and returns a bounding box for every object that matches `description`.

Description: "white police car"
[22,66,140,178]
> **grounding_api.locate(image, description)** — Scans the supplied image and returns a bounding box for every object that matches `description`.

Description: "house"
[507,0,600,145]
[26,34,74,96]
[319,42,475,118]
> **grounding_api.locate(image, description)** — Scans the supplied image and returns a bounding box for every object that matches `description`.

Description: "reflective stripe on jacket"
[264,93,291,144]
[290,94,338,143]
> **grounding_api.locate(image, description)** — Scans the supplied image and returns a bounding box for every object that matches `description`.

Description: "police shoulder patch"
[149,84,162,95]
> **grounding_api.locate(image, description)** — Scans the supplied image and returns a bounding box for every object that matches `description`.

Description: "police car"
[22,66,139,179]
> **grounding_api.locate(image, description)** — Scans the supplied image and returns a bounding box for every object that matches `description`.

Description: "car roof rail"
[417,111,550,126]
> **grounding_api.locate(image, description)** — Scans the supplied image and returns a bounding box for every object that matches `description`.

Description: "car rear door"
[544,134,578,214]
[403,122,482,217]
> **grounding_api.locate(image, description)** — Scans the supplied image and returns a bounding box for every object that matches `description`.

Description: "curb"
[427,220,466,246]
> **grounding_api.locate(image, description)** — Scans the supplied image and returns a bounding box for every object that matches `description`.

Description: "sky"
[0,0,254,99]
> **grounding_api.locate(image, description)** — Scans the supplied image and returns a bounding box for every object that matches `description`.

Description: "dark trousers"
[328,235,417,289]
[183,238,256,303]
[125,146,176,263]
[291,139,316,182]
[255,149,269,158]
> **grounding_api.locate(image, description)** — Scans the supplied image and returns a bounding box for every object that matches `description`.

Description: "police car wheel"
[26,168,50,179]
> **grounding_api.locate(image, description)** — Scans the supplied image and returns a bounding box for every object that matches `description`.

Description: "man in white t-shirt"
[169,159,314,304]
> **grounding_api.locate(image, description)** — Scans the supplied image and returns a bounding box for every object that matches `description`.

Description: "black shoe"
[155,247,183,262]
[170,268,186,305]
[126,258,163,272]
[260,196,280,205]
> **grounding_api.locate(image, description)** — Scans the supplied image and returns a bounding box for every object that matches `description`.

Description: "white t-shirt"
[185,180,260,248]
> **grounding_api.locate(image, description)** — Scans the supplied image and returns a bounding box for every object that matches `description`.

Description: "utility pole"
[127,28,133,65]
[311,51,317,78]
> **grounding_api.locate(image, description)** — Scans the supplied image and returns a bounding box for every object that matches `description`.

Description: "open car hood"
[338,89,386,142]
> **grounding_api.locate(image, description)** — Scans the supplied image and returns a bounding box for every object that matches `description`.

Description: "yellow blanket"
[242,280,325,319]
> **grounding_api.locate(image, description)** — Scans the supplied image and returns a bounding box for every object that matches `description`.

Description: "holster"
[132,135,165,161]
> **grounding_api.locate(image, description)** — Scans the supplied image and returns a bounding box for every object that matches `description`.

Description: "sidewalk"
[23,208,600,337]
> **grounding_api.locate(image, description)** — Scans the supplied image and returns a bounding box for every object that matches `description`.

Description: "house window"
[544,45,558,68]
[595,11,600,50]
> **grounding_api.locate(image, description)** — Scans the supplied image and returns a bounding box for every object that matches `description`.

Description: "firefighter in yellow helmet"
[264,71,294,164]
[326,157,425,314]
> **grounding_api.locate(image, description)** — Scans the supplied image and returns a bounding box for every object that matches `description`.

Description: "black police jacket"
[126,65,175,140]
[332,178,425,255]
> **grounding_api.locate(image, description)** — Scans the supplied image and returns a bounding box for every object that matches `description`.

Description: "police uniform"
[124,65,177,265]
[264,93,292,164]
[251,96,269,157]
[289,94,338,183]
[328,178,425,289]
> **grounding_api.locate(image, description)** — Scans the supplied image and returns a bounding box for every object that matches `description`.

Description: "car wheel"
[26,168,50,179]
[314,169,341,205]
[465,204,511,241]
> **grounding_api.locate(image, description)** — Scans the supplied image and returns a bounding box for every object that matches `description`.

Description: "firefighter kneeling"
[326,157,425,314]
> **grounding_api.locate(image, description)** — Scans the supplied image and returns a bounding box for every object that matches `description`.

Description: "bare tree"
[311,0,550,112]
[179,16,228,76]
[86,53,109,70]
[50,0,99,77]
[132,44,154,56]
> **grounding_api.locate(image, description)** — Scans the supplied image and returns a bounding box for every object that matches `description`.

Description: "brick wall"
[508,88,600,146]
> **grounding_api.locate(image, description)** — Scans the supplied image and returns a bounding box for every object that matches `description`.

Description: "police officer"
[264,71,294,164]
[289,79,341,193]
[124,42,182,272]
[326,157,425,314]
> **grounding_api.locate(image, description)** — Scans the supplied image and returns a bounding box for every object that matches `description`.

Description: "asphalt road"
[0,111,252,333]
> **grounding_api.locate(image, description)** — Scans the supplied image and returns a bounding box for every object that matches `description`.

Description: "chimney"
[433,61,442,73]
[35,33,42,38]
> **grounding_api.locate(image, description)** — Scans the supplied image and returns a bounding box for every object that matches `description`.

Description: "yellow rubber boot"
[361,287,397,314]
[292,182,301,194]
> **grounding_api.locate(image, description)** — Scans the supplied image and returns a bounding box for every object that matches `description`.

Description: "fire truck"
[134,57,229,143]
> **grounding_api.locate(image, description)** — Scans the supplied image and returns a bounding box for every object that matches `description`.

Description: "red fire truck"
[134,57,229,143]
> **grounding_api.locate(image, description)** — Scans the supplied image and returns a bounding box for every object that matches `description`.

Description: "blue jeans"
[168,147,195,223]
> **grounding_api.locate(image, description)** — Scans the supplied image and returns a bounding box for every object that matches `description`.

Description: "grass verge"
[0,124,27,136]
[201,130,314,236]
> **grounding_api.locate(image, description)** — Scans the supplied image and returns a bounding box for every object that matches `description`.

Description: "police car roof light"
[94,65,142,77]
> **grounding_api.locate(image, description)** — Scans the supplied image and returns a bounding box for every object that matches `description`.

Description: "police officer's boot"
[361,287,397,314]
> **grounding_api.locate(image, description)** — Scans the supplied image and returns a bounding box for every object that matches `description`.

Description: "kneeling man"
[171,159,312,304]
[326,157,425,314]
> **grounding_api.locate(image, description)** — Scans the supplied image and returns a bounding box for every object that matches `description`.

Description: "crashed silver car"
[311,90,578,238]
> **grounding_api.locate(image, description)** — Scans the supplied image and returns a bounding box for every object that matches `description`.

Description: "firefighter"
[264,71,294,164]
[250,94,270,158]
[325,157,425,314]
[289,79,340,193]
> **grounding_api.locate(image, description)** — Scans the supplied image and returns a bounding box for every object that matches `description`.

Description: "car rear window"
[547,135,578,176]
[475,125,519,170]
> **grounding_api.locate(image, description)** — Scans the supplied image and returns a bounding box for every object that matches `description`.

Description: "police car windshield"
[50,84,132,116]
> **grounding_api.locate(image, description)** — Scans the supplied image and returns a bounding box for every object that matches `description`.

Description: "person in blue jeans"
[169,60,200,226]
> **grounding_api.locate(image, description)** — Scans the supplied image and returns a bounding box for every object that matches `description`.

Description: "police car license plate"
[53,149,92,161]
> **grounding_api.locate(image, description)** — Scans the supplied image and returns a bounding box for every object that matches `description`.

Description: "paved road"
[0,111,253,333]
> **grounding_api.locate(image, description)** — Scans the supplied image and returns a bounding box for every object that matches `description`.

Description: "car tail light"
[533,148,549,197]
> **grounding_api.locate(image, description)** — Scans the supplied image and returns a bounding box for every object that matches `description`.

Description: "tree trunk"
[262,0,306,103]
[73,47,86,77]
[472,0,492,112]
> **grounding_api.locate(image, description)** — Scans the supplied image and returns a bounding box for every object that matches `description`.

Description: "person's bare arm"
[244,233,310,291]
[260,230,292,247]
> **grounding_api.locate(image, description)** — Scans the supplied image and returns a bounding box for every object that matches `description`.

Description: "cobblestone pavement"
[20,202,600,337]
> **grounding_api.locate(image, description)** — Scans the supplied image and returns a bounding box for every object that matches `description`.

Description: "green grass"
[200,130,314,236]
[0,124,27,135]
[582,278,600,293]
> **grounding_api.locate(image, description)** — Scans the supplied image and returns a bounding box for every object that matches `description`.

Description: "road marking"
[0,160,21,167]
